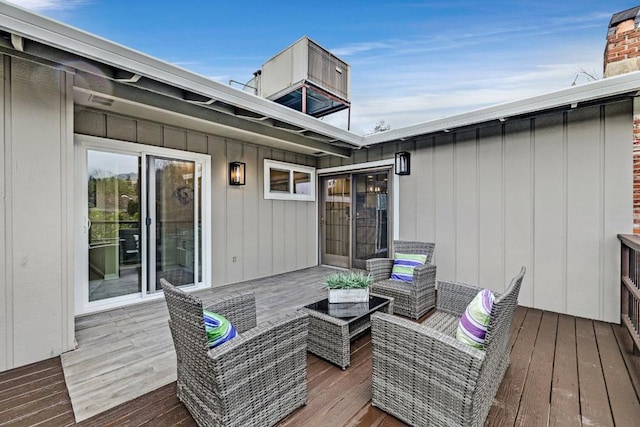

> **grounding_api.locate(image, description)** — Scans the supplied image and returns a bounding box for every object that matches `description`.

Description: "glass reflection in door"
[353,171,389,269]
[321,176,351,268]
[148,157,198,292]
[87,151,141,301]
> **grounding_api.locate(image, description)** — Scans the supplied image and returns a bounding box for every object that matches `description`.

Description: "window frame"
[264,159,316,201]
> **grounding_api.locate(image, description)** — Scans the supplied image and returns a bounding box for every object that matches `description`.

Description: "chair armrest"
[411,263,437,291]
[371,312,484,405]
[436,280,483,317]
[366,258,394,282]
[204,291,257,333]
[207,311,309,398]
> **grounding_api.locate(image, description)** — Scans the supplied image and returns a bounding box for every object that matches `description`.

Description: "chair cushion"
[390,252,427,282]
[203,310,238,348]
[456,288,495,349]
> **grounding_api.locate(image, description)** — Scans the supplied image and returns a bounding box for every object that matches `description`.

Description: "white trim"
[317,159,394,175]
[317,158,399,241]
[264,159,316,201]
[74,134,212,315]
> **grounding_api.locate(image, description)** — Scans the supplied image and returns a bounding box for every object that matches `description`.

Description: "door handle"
[320,216,325,226]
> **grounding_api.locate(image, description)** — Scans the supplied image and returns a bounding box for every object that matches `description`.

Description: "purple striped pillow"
[456,288,495,349]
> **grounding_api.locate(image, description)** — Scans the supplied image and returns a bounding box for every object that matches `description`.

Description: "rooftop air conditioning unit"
[245,36,351,120]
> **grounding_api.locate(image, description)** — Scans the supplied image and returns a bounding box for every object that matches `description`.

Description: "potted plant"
[324,271,372,303]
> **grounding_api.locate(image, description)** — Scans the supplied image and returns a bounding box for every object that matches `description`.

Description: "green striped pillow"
[203,310,237,348]
[390,252,427,282]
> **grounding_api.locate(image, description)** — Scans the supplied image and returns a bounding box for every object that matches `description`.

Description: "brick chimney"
[604,6,640,77]
[605,7,640,232]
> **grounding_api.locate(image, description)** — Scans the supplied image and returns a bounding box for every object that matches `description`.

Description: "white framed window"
[264,159,316,201]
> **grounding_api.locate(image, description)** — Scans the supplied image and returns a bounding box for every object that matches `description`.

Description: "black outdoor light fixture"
[395,151,410,176]
[229,161,246,185]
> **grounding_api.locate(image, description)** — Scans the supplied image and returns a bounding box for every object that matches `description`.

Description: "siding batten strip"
[501,122,506,290]
[599,105,606,322]
[563,111,569,315]
[60,69,73,353]
[475,129,480,284]
[530,118,536,307]
[3,55,13,369]
[452,132,457,277]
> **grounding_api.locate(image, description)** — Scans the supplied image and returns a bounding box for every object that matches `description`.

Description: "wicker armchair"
[366,240,436,319]
[370,267,525,427]
[160,279,308,427]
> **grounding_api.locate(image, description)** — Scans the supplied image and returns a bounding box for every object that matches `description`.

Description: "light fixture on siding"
[394,152,410,176]
[229,161,246,186]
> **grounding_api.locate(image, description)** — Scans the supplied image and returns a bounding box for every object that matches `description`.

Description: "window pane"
[293,171,311,195]
[87,150,141,302]
[270,168,290,192]
[153,157,196,291]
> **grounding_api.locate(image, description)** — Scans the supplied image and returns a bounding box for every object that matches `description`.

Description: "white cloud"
[5,0,87,11]
[330,42,393,57]
[316,8,612,134]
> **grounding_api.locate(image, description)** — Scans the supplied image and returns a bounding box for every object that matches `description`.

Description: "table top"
[303,295,391,324]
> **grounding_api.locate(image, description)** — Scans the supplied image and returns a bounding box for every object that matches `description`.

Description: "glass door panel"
[87,151,141,301]
[353,171,389,269]
[148,157,197,293]
[321,175,351,268]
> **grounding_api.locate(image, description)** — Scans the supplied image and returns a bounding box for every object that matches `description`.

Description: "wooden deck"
[1,266,640,426]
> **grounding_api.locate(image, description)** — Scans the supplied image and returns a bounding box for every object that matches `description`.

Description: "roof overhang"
[2,0,640,154]
[0,0,361,156]
[362,71,640,146]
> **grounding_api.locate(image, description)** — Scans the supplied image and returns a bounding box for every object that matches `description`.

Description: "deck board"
[514,310,558,426]
[1,267,639,426]
[485,308,542,426]
[549,314,581,427]
[594,320,640,426]
[576,316,614,426]
[0,358,74,427]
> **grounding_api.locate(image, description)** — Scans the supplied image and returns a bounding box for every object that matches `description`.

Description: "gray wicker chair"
[370,267,526,427]
[366,240,436,319]
[160,279,308,427]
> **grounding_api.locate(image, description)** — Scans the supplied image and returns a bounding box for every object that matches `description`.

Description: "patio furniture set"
[161,240,525,427]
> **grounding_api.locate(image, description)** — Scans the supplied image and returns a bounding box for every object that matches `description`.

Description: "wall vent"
[88,94,115,107]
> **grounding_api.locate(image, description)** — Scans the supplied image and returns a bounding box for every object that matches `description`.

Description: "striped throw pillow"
[203,310,238,348]
[390,252,428,282]
[456,289,495,349]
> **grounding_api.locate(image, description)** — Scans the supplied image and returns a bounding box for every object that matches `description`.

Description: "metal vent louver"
[308,41,348,100]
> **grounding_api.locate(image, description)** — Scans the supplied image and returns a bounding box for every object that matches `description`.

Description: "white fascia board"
[0,1,362,147]
[364,70,640,145]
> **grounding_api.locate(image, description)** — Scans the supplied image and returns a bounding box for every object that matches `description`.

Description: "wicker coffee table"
[300,295,393,369]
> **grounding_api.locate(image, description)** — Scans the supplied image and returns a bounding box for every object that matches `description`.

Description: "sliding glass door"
[86,151,141,302]
[77,136,210,314]
[353,171,389,269]
[147,157,199,293]
[320,170,390,269]
[320,175,351,268]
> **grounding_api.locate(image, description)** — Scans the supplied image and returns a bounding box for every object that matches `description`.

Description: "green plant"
[324,271,372,290]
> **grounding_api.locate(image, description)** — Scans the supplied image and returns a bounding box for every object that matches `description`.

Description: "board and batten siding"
[319,100,632,323]
[0,56,75,371]
[74,109,318,287]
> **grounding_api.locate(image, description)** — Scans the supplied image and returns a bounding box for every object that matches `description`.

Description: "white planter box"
[328,288,370,303]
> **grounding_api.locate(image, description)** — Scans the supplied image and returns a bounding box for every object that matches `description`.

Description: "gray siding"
[74,109,318,287]
[320,100,633,323]
[0,57,75,371]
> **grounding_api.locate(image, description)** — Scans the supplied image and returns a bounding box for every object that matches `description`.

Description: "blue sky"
[6,0,638,134]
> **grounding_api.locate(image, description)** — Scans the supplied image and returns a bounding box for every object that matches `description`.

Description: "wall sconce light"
[229,161,246,185]
[395,151,410,176]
